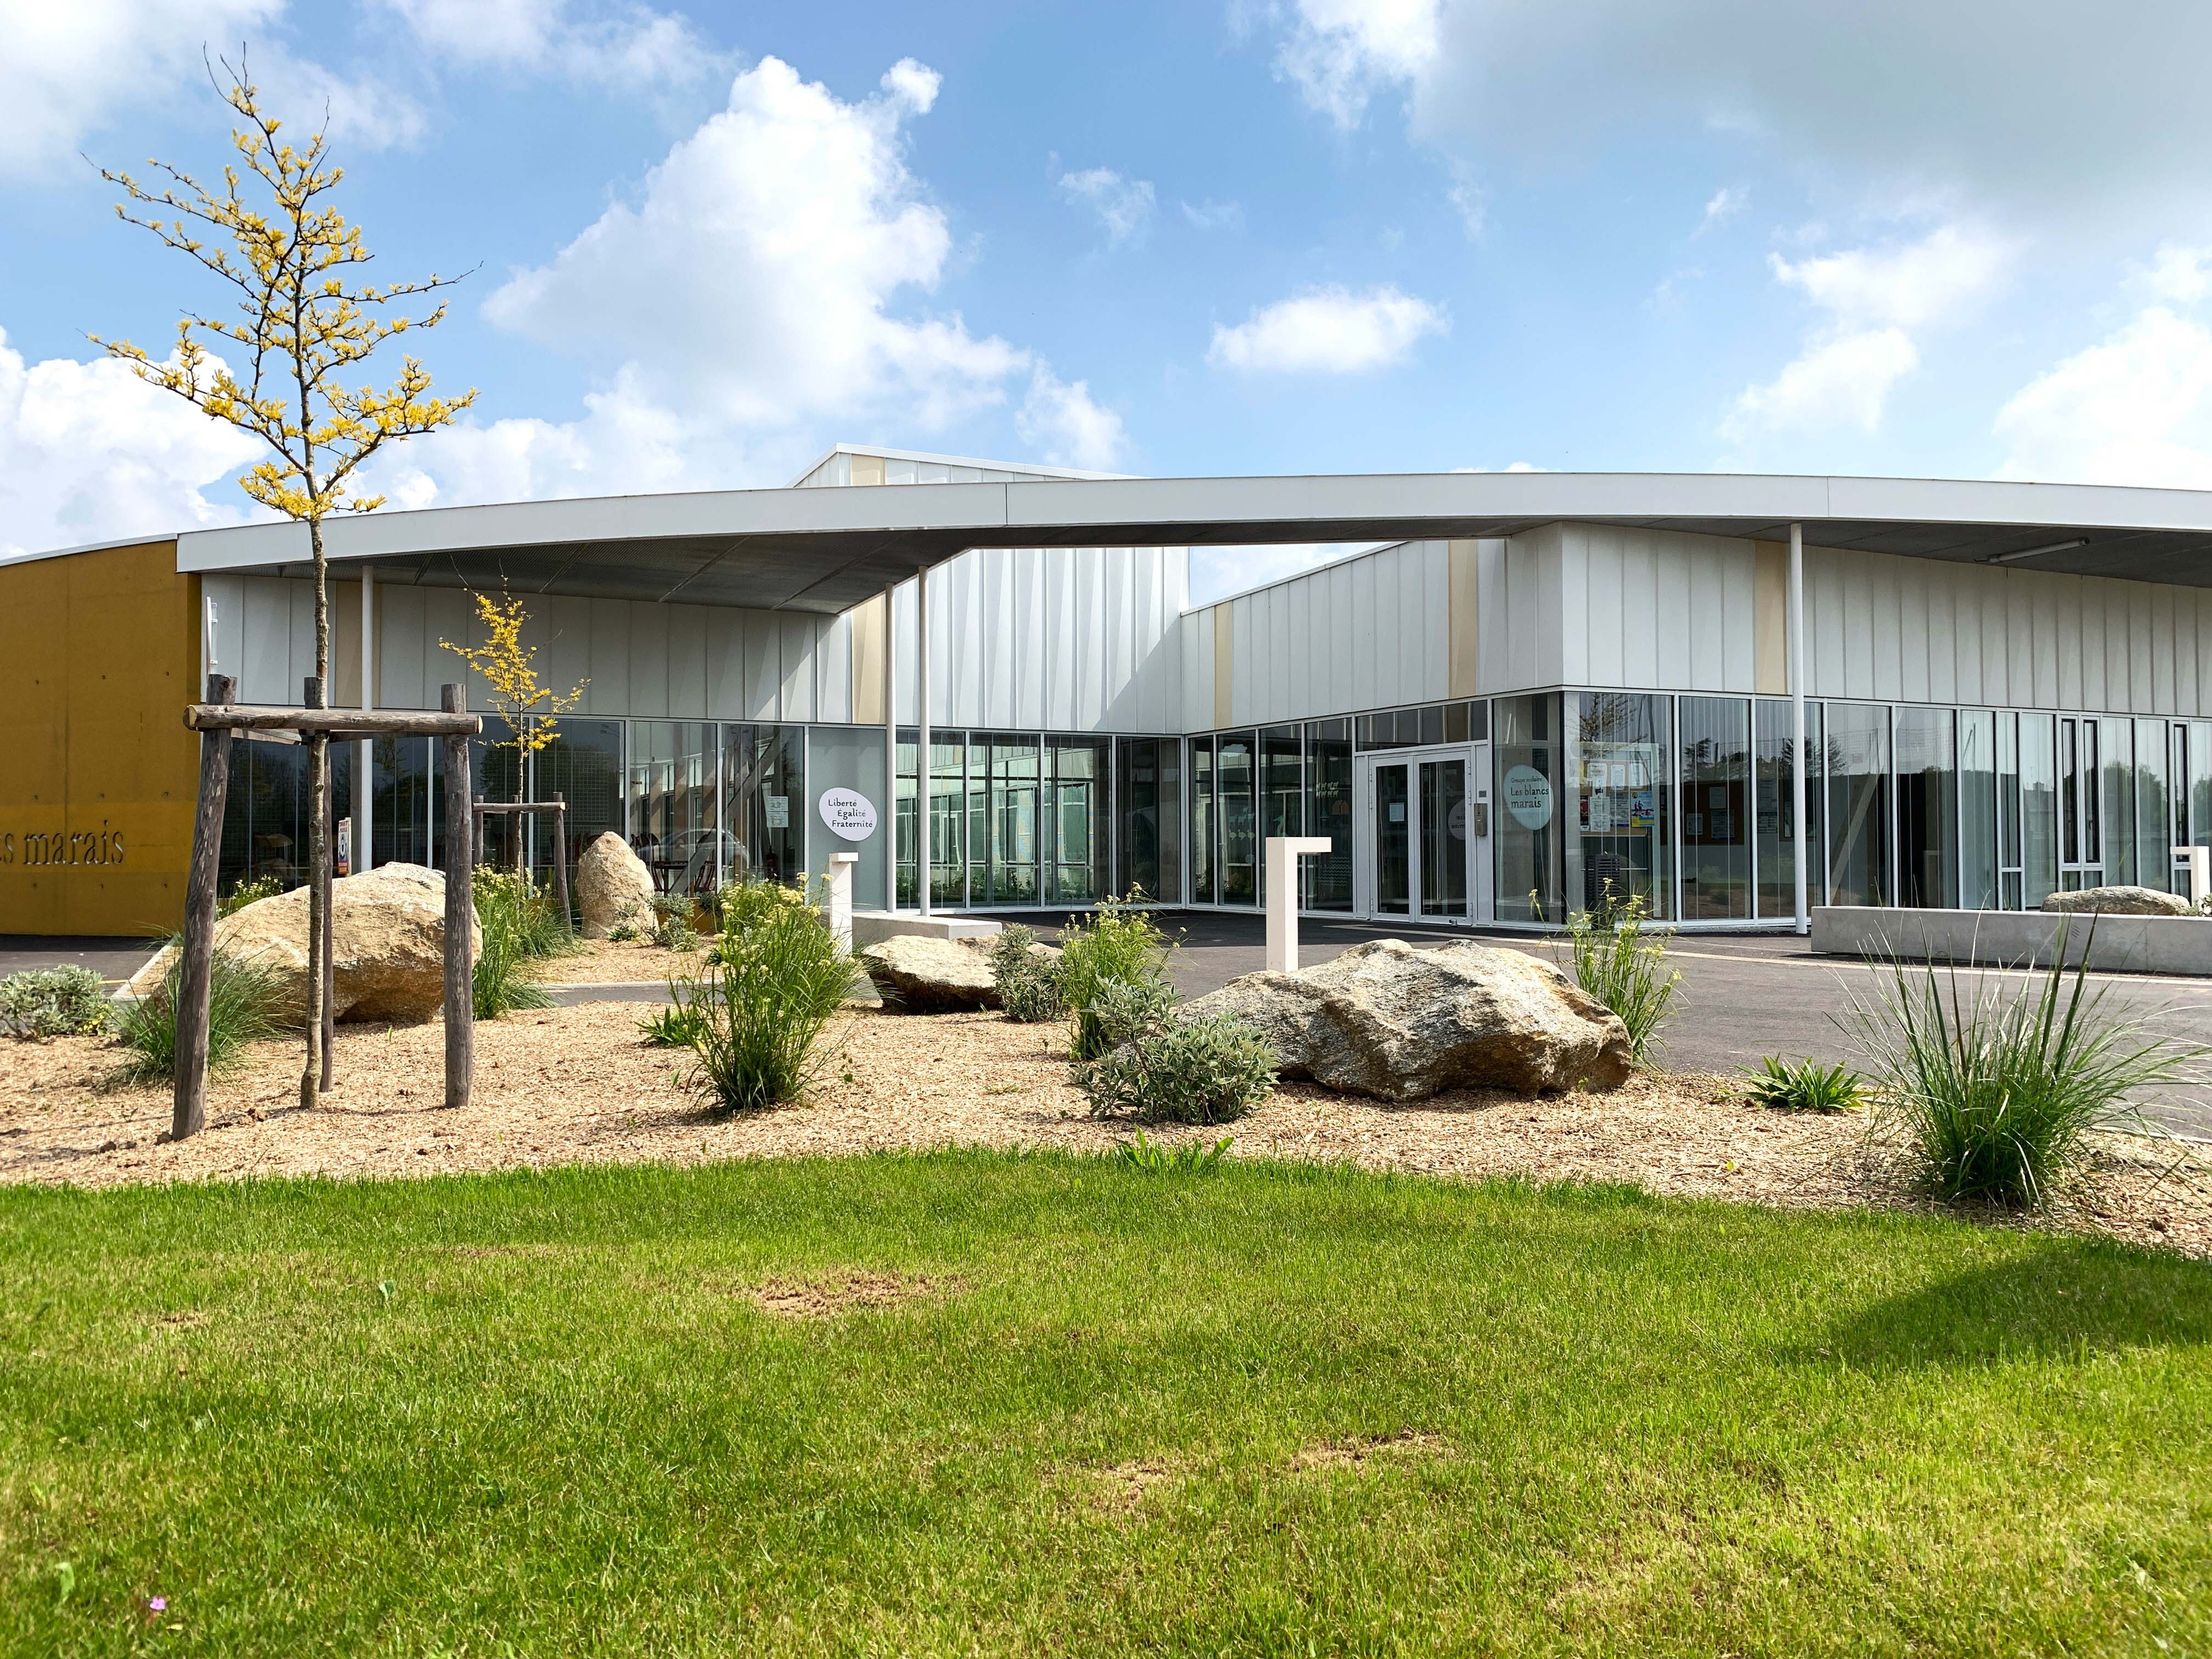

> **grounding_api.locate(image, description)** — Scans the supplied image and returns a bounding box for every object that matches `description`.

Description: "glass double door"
[2056,716,2103,891]
[1358,744,1489,923]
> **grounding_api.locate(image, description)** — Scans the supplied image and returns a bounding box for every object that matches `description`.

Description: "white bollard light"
[826,852,860,951]
[1265,836,1336,974]
[2180,845,2210,908]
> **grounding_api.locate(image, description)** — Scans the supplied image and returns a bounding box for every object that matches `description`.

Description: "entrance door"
[2057,716,2103,891]
[1358,744,1489,923]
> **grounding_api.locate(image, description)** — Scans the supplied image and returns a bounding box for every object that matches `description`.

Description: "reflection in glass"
[1114,737,1181,902]
[2101,717,2135,887]
[1047,737,1111,903]
[2192,721,2212,857]
[1375,761,1410,915]
[1419,758,1469,917]
[1217,732,1257,905]
[1679,696,1751,919]
[1997,712,2023,910]
[2021,713,2058,907]
[629,721,716,896]
[1189,737,1215,904]
[1493,693,1561,923]
[1304,721,1354,911]
[1895,706,1958,909]
[1753,698,1816,918]
[1571,692,1671,919]
[932,732,966,907]
[532,719,623,894]
[1260,725,1302,902]
[1824,703,1890,907]
[2137,718,2171,894]
[721,724,804,889]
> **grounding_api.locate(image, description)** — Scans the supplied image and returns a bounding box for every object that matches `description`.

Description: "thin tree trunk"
[301,515,331,1110]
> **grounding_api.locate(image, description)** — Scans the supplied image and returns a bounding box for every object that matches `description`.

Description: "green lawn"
[2,1153,2208,1656]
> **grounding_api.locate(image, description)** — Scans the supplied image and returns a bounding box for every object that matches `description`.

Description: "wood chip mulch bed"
[2,1006,2206,1259]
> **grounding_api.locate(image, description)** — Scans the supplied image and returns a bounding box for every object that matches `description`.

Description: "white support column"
[358,563,375,874]
[917,563,933,918]
[1790,522,1809,936]
[883,580,899,913]
[1266,836,1335,973]
[826,851,859,951]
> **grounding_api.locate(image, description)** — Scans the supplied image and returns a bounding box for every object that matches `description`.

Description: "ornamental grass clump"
[1843,924,2203,1208]
[471,870,556,1020]
[989,924,1065,1024]
[1564,887,1680,1067]
[1057,891,1174,1060]
[217,873,284,918]
[109,943,283,1087]
[0,967,112,1040]
[1073,979,1277,1126]
[675,891,862,1113]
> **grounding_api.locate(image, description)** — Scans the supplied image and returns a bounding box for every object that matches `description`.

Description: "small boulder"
[1183,938,1633,1102]
[2041,884,2198,917]
[578,833,657,939]
[860,935,1001,1013]
[126,862,477,1024]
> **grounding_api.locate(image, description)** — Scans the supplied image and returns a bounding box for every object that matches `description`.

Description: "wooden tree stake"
[441,682,474,1110]
[172,674,236,1142]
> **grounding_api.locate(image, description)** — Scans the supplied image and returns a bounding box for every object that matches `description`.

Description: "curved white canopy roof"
[174,469,2212,614]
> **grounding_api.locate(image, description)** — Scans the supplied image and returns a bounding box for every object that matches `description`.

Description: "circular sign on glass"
[1446,800,1468,840]
[817,787,878,842]
[1502,765,1554,830]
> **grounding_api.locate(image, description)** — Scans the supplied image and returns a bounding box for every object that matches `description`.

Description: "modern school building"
[5,444,2212,938]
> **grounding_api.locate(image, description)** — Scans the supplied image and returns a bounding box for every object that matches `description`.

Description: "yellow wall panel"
[0,541,198,936]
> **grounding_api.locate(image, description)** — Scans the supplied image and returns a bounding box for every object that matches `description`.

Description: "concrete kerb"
[1812,906,2212,977]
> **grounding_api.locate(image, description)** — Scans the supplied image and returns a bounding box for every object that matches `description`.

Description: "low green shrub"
[472,871,555,1019]
[1057,892,1173,1060]
[710,876,808,939]
[108,943,284,1087]
[989,924,1065,1024]
[1114,1130,1235,1175]
[1073,979,1276,1126]
[218,873,285,918]
[471,868,575,960]
[1741,1055,1864,1112]
[0,967,112,1039]
[1564,887,1680,1066]
[1844,926,2201,1207]
[650,893,700,953]
[676,891,862,1113]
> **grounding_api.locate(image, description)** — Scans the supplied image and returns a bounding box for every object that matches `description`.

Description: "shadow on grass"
[1807,1240,2212,1370]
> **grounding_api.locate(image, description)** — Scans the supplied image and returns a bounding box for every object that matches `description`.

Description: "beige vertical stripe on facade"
[1753,539,1788,695]
[1212,606,1234,729]
[1447,538,1480,698]
[850,453,885,487]
[849,592,888,725]
[332,580,362,706]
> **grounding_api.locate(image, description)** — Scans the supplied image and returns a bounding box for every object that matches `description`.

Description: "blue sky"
[7,1,2212,603]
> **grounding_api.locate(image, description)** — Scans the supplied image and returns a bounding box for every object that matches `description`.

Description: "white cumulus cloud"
[1015,368,1126,472]
[1995,307,2212,489]
[1208,284,1447,374]
[1269,0,1441,130]
[1057,167,1156,247]
[375,0,714,86]
[0,326,266,559]
[1697,185,1747,234]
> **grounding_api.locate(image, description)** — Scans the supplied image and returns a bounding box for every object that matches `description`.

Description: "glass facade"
[1114,736,1181,902]
[1959,710,1998,911]
[1753,698,1817,920]
[1494,693,1562,923]
[1216,732,1258,905]
[1679,696,1751,919]
[1824,703,1891,907]
[1305,720,1354,911]
[1894,706,1958,908]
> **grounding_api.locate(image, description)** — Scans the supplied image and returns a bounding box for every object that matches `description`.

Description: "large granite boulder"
[860,935,1001,1013]
[1183,938,1634,1102]
[126,862,476,1024]
[578,833,656,938]
[2041,884,2198,917]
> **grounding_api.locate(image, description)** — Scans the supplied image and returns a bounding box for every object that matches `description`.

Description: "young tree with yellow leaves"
[443,592,590,850]
[93,55,476,1110]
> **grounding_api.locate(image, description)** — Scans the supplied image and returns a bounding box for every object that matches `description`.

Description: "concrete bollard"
[1265,837,1336,973]
[826,852,860,951]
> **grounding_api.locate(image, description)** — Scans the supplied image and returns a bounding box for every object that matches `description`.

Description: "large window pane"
[1494,693,1562,923]
[1217,732,1257,905]
[628,720,716,896]
[1679,696,1751,919]
[978,733,1040,904]
[531,720,623,904]
[1419,757,1469,918]
[2021,713,2058,907]
[932,732,967,907]
[2101,717,2136,887]
[2137,718,2171,893]
[1753,698,1817,918]
[808,725,888,909]
[1996,712,2022,910]
[722,724,804,889]
[2192,721,2212,853]
[370,735,433,872]
[895,729,919,906]
[1569,692,1671,919]
[1824,703,1891,907]
[1259,724,1302,902]
[1304,720,1354,911]
[1047,737,1110,903]
[1114,737,1181,903]
[1955,710,1996,911]
[1189,737,1215,904]
[1895,707,1958,908]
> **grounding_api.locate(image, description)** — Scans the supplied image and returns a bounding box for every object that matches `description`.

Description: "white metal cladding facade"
[1180,521,2212,728]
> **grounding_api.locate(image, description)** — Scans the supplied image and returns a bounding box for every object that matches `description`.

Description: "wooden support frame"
[170,684,483,1139]
[470,797,572,924]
